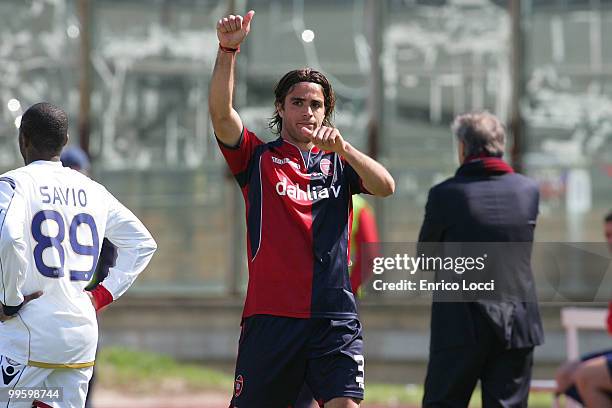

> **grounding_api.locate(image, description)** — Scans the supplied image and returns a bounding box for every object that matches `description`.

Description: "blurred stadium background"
[0,0,611,405]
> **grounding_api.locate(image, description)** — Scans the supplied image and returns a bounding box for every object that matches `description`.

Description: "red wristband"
[219,43,240,53]
[91,284,114,311]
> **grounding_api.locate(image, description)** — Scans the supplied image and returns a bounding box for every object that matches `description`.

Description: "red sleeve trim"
[91,284,114,311]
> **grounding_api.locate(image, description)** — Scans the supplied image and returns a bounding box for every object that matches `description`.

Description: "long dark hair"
[268,68,335,134]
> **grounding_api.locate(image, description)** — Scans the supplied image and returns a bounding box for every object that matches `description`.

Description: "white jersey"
[0,160,157,368]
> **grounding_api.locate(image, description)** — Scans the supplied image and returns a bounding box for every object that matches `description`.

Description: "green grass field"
[96,347,556,407]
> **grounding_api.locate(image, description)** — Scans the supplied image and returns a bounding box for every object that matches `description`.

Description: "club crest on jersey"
[234,374,244,397]
[320,158,332,177]
[1,356,23,386]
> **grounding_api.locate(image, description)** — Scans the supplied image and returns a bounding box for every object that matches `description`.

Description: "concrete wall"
[99,298,610,383]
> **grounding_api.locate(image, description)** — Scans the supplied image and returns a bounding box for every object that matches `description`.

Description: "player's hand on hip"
[217,10,255,49]
[0,290,43,322]
[308,126,348,154]
[23,291,43,305]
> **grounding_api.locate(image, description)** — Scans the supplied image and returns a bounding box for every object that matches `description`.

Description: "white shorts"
[0,355,93,408]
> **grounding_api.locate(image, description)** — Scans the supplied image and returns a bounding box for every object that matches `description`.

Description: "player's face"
[605,221,612,253]
[278,82,325,146]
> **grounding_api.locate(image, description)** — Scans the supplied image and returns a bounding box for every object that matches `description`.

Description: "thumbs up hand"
[217,10,255,49]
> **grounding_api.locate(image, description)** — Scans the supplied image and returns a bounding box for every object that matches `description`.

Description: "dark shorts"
[229,315,365,408]
[565,349,612,403]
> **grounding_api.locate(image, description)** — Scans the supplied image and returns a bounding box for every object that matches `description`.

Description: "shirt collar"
[27,160,63,167]
[276,137,321,169]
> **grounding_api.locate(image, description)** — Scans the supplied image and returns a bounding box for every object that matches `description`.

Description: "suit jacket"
[418,159,544,352]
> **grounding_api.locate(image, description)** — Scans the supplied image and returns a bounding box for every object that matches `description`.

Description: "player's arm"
[307,127,395,197]
[0,178,23,314]
[209,10,254,147]
[0,178,42,320]
[88,192,157,311]
[340,143,395,197]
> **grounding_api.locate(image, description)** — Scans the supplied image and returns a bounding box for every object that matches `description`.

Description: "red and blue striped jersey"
[218,128,368,319]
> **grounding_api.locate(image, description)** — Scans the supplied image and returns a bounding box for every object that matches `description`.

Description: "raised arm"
[209,10,255,146]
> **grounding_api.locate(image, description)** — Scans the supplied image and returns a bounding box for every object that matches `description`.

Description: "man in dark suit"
[418,111,544,408]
